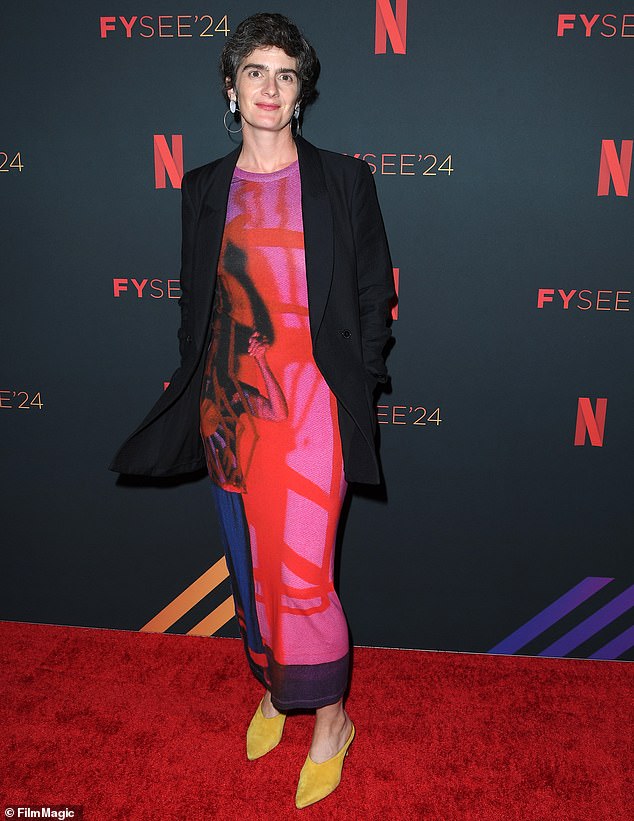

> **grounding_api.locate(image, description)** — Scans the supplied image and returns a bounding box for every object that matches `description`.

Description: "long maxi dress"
[198,159,350,711]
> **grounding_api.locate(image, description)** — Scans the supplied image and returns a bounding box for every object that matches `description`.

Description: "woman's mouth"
[256,103,280,110]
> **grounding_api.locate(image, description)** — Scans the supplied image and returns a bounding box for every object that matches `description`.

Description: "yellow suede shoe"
[246,695,286,760]
[295,720,356,809]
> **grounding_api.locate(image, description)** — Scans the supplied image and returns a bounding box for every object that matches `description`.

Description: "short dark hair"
[219,13,320,110]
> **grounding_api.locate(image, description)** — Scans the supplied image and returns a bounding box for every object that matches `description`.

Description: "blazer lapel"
[191,144,241,348]
[295,135,334,343]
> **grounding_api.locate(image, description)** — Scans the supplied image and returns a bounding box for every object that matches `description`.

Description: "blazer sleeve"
[351,159,396,386]
[176,170,196,362]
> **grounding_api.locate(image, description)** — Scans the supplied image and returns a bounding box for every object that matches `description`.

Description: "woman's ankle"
[261,690,280,717]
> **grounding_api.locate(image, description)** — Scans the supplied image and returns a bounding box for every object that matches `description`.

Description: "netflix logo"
[391,268,399,320]
[597,140,632,197]
[155,135,183,189]
[574,397,607,447]
[375,0,407,55]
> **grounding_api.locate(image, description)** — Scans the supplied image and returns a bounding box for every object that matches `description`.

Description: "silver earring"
[224,97,242,134]
[291,104,302,136]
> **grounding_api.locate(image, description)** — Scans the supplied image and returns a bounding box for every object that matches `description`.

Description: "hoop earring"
[291,104,302,137]
[224,107,242,134]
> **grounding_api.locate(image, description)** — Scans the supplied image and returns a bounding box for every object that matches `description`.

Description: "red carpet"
[0,621,631,819]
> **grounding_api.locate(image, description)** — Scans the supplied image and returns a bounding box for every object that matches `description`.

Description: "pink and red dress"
[198,159,350,711]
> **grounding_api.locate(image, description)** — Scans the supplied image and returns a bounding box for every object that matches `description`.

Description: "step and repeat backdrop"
[2,2,632,660]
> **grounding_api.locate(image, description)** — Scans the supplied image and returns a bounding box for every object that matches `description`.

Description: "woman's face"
[227,46,301,135]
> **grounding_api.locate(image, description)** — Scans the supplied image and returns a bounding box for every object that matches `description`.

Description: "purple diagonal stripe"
[539,584,634,657]
[488,577,613,654]
[589,625,634,660]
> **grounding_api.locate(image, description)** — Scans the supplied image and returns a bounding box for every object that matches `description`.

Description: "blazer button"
[185,334,193,343]
[341,329,352,339]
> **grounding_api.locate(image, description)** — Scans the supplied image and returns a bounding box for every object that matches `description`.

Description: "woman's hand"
[245,330,287,421]
[247,331,270,362]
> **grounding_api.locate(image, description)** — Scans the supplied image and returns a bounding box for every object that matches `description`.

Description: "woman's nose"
[263,74,279,95]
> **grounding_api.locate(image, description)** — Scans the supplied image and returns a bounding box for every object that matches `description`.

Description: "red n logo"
[375,0,407,55]
[574,397,608,446]
[391,268,400,319]
[597,140,632,197]
[154,134,184,189]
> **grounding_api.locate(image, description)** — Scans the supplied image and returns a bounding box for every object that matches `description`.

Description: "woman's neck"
[236,127,298,173]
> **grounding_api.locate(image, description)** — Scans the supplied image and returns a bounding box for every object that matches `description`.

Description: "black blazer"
[108,134,395,484]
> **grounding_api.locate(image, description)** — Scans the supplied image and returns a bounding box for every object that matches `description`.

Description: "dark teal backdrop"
[2,2,632,660]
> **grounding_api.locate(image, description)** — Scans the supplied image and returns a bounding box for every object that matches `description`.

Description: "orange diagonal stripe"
[141,556,231,633]
[188,596,236,636]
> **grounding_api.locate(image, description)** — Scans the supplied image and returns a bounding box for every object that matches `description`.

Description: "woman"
[109,12,395,810]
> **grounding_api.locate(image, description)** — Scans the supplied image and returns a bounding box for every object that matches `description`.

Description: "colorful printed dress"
[199,159,350,711]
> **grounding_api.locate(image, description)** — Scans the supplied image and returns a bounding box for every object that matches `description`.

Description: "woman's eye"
[248,70,261,78]
[279,74,294,82]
